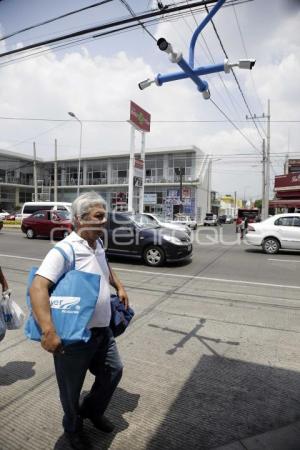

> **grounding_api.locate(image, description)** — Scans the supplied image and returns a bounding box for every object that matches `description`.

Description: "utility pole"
[206,158,212,213]
[175,167,184,213]
[33,142,38,201]
[261,139,266,219]
[54,139,58,202]
[234,190,237,216]
[246,99,271,220]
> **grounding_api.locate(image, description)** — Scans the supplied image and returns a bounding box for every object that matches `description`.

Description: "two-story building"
[0,145,210,222]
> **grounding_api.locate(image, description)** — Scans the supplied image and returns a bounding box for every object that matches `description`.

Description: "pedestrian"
[244,216,249,235]
[0,266,9,295]
[29,192,129,450]
[240,218,245,239]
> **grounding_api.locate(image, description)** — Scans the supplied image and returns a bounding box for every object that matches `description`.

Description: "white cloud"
[0,0,299,200]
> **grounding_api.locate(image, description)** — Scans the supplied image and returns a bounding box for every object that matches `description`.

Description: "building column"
[163,154,169,181]
[15,187,20,207]
[107,159,112,184]
[83,160,87,186]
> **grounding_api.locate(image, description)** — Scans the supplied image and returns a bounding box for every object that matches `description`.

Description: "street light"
[68,111,82,196]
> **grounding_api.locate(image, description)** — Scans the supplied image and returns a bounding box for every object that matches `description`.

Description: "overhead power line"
[0,116,298,123]
[0,0,244,59]
[209,97,261,154]
[119,0,156,41]
[0,1,113,43]
[204,3,265,142]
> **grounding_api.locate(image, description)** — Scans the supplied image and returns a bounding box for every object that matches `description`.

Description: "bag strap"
[53,242,76,271]
[98,239,113,281]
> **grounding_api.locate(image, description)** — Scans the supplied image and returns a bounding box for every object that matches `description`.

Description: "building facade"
[0,145,210,222]
[271,159,300,211]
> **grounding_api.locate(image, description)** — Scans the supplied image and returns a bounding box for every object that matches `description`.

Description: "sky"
[0,0,299,200]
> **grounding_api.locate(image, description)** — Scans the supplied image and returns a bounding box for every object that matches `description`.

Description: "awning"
[269,199,300,208]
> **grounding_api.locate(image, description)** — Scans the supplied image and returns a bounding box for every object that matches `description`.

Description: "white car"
[245,213,300,254]
[133,213,191,236]
[0,210,10,220]
[171,215,197,230]
[203,213,218,226]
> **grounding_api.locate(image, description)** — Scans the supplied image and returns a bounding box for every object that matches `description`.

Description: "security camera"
[224,58,256,73]
[157,37,172,53]
[238,59,256,70]
[202,88,211,100]
[138,78,155,90]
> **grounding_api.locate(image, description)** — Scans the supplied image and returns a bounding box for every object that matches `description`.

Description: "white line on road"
[268,258,300,263]
[1,253,300,290]
[113,268,300,290]
[0,253,42,262]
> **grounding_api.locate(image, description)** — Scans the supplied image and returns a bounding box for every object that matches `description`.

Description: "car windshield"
[130,214,160,228]
[55,210,71,220]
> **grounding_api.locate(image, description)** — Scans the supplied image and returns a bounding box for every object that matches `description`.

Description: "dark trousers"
[53,327,123,433]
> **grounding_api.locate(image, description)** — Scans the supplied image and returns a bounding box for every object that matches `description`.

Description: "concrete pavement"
[1,227,300,449]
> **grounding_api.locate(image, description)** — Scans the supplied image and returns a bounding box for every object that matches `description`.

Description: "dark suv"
[103,212,192,267]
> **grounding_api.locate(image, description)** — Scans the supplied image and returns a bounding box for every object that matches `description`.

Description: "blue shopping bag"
[25,244,100,345]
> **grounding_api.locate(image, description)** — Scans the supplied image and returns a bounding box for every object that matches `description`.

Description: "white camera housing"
[239,59,256,70]
[224,58,256,73]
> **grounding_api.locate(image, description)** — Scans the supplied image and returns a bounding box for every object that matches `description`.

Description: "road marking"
[0,253,42,262]
[268,258,300,263]
[1,253,300,290]
[113,267,300,290]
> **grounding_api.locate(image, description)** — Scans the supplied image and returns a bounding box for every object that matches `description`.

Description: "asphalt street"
[1,225,300,450]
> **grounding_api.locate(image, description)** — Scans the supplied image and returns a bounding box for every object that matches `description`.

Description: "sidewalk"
[1,264,300,449]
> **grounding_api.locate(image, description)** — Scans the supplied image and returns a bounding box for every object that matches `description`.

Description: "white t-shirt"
[36,231,111,328]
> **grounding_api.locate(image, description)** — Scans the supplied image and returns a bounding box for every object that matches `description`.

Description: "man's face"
[78,204,107,240]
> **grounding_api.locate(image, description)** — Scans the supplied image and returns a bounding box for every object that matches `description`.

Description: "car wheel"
[262,237,280,254]
[143,246,165,267]
[26,228,35,239]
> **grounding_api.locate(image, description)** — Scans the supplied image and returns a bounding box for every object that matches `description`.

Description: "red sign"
[275,173,300,190]
[129,101,151,132]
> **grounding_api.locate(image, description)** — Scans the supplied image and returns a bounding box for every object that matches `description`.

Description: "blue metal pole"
[156,62,225,86]
[189,0,226,68]
[177,57,208,92]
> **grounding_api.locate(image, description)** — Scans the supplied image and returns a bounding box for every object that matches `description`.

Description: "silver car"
[133,213,191,236]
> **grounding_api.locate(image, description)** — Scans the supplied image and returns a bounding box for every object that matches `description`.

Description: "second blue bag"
[25,244,100,346]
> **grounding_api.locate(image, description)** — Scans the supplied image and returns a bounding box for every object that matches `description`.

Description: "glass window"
[32,211,47,219]
[275,216,299,226]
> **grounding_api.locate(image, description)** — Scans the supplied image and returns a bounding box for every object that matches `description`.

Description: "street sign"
[129,101,151,132]
[133,159,144,188]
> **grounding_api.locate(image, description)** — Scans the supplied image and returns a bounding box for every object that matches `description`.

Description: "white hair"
[71,191,106,222]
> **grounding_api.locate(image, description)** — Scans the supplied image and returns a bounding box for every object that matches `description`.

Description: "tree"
[254,199,262,210]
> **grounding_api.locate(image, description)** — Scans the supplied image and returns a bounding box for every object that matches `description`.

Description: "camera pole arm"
[189,0,226,68]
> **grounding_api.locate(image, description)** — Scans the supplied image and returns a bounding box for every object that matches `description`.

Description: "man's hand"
[117,287,129,310]
[41,329,64,354]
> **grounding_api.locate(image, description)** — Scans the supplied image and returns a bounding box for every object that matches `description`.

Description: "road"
[1,225,300,450]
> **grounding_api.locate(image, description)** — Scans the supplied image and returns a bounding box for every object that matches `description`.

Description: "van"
[21,202,72,221]
[203,213,218,226]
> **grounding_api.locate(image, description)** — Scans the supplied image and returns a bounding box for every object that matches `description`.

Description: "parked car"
[21,210,72,239]
[171,214,197,230]
[20,201,72,221]
[245,213,300,254]
[4,213,16,221]
[218,215,227,224]
[0,209,10,220]
[133,213,191,236]
[104,212,192,267]
[0,219,3,231]
[225,215,234,224]
[203,213,218,226]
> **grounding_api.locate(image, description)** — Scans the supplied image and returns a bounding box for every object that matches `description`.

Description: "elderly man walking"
[29,192,129,450]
